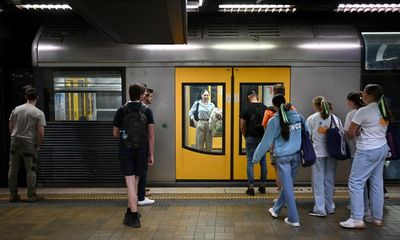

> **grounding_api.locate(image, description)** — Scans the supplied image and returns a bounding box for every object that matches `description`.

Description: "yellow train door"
[233,67,291,181]
[175,67,290,181]
[175,68,232,180]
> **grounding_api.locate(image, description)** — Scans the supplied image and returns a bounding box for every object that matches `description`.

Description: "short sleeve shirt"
[9,103,46,146]
[240,102,267,138]
[352,102,387,150]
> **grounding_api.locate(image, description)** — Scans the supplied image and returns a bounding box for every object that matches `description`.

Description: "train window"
[182,84,225,154]
[53,71,122,121]
[239,84,275,155]
[362,32,400,71]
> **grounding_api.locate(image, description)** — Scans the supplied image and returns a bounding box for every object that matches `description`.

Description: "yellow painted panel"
[176,68,232,180]
[233,67,291,181]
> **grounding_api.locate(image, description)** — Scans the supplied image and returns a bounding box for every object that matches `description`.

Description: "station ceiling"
[2,0,399,45]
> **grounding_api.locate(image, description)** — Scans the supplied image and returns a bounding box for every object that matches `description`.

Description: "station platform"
[1,187,400,239]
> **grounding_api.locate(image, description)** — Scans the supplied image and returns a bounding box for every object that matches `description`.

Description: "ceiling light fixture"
[187,0,204,12]
[298,43,360,50]
[212,43,276,50]
[218,4,296,13]
[336,4,400,13]
[139,44,202,51]
[16,4,72,10]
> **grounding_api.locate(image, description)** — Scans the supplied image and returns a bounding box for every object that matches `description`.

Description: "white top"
[344,109,358,158]
[306,112,343,157]
[352,102,387,150]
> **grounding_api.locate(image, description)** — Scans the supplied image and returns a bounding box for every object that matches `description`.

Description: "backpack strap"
[139,103,148,114]
[330,115,338,129]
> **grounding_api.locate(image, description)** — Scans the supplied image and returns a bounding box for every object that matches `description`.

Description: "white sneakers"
[138,197,155,206]
[268,208,300,227]
[269,208,278,218]
[340,218,366,228]
[284,217,300,227]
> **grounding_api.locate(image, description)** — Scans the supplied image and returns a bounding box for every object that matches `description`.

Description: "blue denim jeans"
[349,144,388,220]
[311,157,337,214]
[272,152,301,223]
[245,137,267,187]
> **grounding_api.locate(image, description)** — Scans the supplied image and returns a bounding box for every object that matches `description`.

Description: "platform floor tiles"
[1,194,400,240]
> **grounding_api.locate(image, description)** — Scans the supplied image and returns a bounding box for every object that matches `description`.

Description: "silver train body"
[33,16,362,185]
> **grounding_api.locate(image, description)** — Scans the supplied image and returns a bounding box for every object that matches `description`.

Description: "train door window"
[239,84,274,154]
[53,71,122,121]
[182,84,225,154]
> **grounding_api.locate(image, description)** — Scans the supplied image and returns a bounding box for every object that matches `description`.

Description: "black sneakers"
[258,186,266,194]
[123,212,141,228]
[246,188,255,196]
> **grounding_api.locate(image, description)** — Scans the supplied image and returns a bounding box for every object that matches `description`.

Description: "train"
[30,13,400,186]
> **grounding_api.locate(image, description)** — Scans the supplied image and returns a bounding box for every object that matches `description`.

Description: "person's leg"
[259,154,267,193]
[205,123,212,152]
[137,172,146,202]
[275,155,299,223]
[8,150,22,200]
[324,157,337,213]
[245,137,256,195]
[23,151,38,199]
[311,157,327,215]
[125,175,140,213]
[196,121,206,151]
[368,145,387,221]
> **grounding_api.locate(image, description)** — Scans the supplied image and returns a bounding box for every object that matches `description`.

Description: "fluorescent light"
[38,45,63,51]
[212,43,275,50]
[16,4,72,10]
[336,4,400,13]
[298,43,360,49]
[219,4,296,13]
[362,32,400,35]
[186,0,204,11]
[140,44,202,51]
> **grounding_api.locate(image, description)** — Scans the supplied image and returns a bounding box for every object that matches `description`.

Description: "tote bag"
[326,115,350,160]
[301,120,316,167]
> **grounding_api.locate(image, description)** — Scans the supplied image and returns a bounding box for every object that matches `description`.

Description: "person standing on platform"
[8,87,46,202]
[113,83,155,228]
[137,88,155,206]
[240,90,268,196]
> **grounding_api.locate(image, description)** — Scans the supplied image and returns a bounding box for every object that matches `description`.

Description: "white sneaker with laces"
[284,217,300,227]
[340,218,366,229]
[138,197,155,206]
[269,208,278,218]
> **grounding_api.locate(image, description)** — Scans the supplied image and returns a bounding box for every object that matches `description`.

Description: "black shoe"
[258,186,266,194]
[246,188,255,196]
[27,195,45,202]
[308,210,327,217]
[123,212,141,228]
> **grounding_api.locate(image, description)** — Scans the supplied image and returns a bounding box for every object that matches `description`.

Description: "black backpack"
[121,103,148,149]
[247,103,266,137]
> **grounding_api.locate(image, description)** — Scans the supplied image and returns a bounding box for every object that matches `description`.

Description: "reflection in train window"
[53,71,122,121]
[183,84,225,154]
[240,84,275,154]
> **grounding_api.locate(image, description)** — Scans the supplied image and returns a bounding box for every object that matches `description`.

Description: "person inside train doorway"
[113,83,155,228]
[261,84,289,201]
[8,87,46,202]
[189,89,215,152]
[137,87,156,206]
[240,89,267,196]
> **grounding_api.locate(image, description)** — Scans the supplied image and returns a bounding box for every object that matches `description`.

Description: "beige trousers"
[196,120,213,152]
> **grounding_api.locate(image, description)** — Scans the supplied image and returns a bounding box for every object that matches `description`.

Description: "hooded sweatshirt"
[253,110,304,162]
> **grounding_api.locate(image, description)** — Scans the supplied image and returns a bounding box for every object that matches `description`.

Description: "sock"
[126,207,131,213]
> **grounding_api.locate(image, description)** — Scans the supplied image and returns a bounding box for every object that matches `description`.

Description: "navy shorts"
[119,146,148,176]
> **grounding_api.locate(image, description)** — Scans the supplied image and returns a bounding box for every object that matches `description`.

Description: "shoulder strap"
[330,115,338,128]
[139,103,148,113]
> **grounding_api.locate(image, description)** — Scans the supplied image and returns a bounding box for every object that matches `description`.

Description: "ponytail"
[378,95,392,121]
[273,94,290,141]
[320,99,330,119]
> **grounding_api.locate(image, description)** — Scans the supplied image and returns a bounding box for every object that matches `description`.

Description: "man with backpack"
[240,90,268,196]
[113,83,155,228]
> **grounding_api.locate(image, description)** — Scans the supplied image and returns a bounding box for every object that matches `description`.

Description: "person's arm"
[37,124,45,150]
[9,120,14,135]
[112,126,120,138]
[347,122,360,139]
[240,119,246,136]
[253,118,277,163]
[147,124,155,166]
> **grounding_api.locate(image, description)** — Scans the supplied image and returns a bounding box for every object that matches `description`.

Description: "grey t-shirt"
[9,103,46,146]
